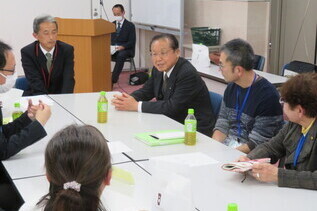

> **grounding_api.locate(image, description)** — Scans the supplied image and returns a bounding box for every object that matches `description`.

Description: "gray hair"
[220,38,255,71]
[33,14,58,34]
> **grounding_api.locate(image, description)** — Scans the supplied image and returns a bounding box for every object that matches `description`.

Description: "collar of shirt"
[40,44,55,57]
[164,65,175,79]
[302,118,316,135]
[116,18,125,27]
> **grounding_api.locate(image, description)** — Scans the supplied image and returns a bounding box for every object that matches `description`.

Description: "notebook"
[135,130,185,146]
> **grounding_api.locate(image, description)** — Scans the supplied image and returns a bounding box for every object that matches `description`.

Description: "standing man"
[21,14,75,96]
[112,34,215,136]
[212,38,284,153]
[111,4,136,85]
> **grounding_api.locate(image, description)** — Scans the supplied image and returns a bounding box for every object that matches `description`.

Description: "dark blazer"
[131,57,216,136]
[21,40,75,96]
[0,109,47,160]
[111,19,136,55]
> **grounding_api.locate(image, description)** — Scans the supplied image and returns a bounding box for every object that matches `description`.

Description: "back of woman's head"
[38,124,111,211]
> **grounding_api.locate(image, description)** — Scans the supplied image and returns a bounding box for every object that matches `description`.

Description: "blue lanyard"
[293,134,308,167]
[235,74,257,138]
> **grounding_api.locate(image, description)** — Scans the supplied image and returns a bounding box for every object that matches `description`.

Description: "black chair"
[125,57,137,74]
[253,55,265,71]
[281,60,317,76]
[14,76,29,91]
[208,91,223,117]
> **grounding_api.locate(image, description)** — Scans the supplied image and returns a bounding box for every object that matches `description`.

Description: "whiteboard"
[131,0,183,30]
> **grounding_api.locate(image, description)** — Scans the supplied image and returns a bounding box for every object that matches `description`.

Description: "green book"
[135,130,184,146]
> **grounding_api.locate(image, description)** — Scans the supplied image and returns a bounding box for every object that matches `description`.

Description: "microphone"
[99,0,109,21]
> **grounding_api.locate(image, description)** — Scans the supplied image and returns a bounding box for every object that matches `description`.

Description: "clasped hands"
[27,99,51,126]
[111,93,138,111]
[236,156,278,183]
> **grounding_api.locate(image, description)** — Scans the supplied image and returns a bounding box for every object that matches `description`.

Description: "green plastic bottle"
[12,102,23,120]
[184,108,197,145]
[97,91,108,123]
[227,203,238,211]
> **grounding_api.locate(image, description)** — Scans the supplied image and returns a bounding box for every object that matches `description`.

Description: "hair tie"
[63,181,81,192]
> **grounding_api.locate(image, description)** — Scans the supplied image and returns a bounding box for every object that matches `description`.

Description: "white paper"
[191,44,210,69]
[20,95,54,109]
[151,131,184,140]
[151,152,219,167]
[111,45,117,55]
[108,141,132,154]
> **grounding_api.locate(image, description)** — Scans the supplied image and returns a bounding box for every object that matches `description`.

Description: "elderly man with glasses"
[111,33,215,136]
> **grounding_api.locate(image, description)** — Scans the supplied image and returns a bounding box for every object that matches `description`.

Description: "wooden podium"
[55,18,115,93]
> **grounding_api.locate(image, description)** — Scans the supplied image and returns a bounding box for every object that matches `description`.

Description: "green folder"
[135,129,184,146]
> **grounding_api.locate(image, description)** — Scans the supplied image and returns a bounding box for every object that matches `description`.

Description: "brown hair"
[38,124,111,211]
[280,73,317,118]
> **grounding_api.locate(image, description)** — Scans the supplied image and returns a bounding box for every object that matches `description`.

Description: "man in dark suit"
[0,40,51,210]
[111,4,136,84]
[112,34,215,136]
[21,14,75,96]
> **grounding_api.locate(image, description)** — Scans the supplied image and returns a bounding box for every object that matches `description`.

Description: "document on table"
[151,152,219,167]
[108,141,132,154]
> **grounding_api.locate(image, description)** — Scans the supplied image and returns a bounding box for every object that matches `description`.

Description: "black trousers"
[0,163,23,210]
[111,49,134,83]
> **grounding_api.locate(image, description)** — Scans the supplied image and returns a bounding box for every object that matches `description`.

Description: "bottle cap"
[100,91,106,96]
[188,108,194,114]
[227,203,238,211]
[14,102,20,108]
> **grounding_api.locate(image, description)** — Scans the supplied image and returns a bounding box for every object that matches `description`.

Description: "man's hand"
[35,103,51,126]
[236,144,251,154]
[111,93,138,111]
[116,46,125,51]
[251,163,278,183]
[27,99,41,120]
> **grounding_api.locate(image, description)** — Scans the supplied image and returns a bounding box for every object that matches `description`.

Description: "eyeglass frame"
[150,48,175,58]
[0,68,15,73]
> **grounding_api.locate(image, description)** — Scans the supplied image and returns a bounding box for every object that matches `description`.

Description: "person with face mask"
[111,4,136,85]
[0,41,51,160]
[0,40,51,210]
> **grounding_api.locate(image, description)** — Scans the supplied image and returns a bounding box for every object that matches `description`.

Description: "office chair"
[14,77,29,91]
[281,60,317,77]
[253,55,265,71]
[208,91,223,117]
[125,57,137,74]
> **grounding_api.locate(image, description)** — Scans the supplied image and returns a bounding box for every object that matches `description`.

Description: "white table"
[14,162,152,211]
[49,92,241,161]
[138,157,317,211]
[198,64,288,95]
[2,94,130,180]
[6,92,317,211]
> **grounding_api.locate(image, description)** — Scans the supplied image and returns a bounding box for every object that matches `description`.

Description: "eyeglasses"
[150,49,174,58]
[0,68,15,73]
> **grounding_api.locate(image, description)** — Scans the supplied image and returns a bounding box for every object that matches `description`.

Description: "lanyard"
[293,134,308,167]
[235,73,257,138]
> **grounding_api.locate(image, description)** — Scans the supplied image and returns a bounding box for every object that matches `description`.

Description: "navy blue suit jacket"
[111,19,136,56]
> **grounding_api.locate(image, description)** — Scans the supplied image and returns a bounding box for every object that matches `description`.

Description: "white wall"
[0,0,130,75]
